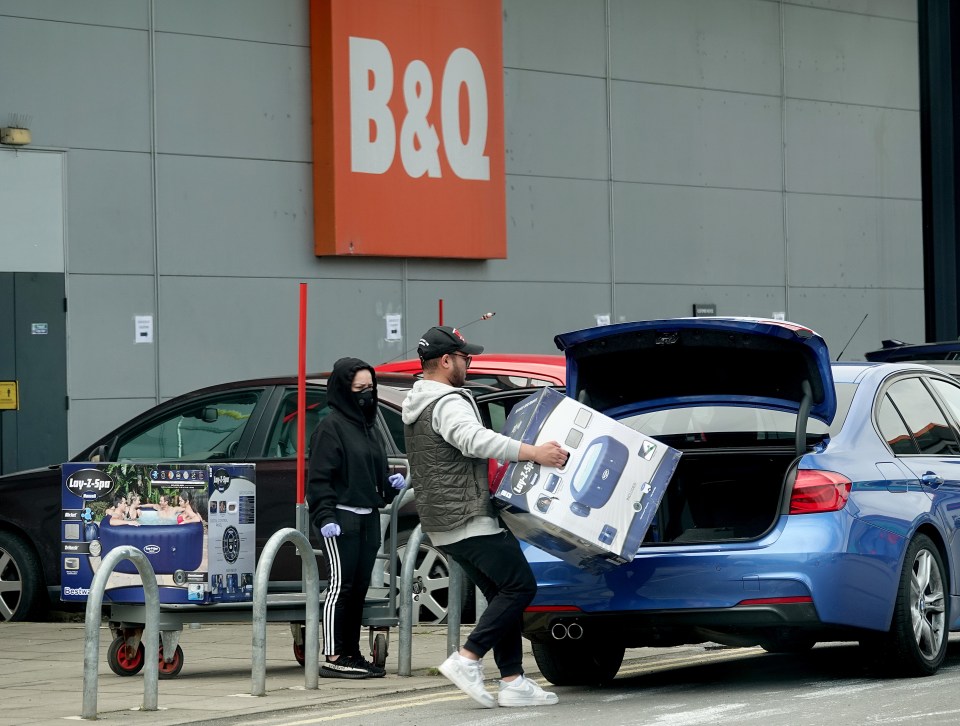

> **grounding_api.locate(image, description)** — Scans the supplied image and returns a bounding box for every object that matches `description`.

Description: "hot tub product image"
[97,516,203,575]
[569,436,629,517]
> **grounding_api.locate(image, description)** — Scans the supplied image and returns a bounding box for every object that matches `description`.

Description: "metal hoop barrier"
[396,524,465,675]
[81,546,160,719]
[251,527,320,695]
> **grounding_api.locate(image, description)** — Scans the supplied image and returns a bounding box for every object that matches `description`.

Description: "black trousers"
[438,528,537,678]
[320,509,381,657]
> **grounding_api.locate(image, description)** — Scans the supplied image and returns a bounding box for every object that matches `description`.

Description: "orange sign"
[310,0,506,258]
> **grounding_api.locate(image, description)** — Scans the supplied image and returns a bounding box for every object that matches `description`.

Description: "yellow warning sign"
[0,381,18,410]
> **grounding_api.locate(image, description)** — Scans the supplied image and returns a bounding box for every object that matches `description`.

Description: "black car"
[0,372,531,623]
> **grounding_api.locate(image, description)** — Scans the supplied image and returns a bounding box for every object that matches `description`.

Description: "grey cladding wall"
[0,0,922,450]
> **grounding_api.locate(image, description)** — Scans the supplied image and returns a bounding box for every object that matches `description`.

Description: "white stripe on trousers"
[322,534,342,656]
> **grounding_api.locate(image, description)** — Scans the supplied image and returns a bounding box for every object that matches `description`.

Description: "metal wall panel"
[403,281,613,356]
[610,0,781,95]
[155,0,309,45]
[0,149,64,273]
[0,0,147,28]
[788,287,925,361]
[156,277,407,397]
[154,33,311,161]
[67,275,157,400]
[0,17,150,151]
[613,282,787,323]
[0,0,926,451]
[784,4,919,109]
[156,155,316,276]
[786,0,916,22]
[410,177,610,284]
[67,150,154,275]
[785,99,921,198]
[612,81,782,190]
[787,194,923,288]
[613,184,784,285]
[504,69,609,180]
[503,0,606,76]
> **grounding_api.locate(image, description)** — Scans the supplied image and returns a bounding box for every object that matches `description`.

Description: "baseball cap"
[417,326,484,361]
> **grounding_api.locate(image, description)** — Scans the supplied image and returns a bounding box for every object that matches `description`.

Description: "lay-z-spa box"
[60,463,256,605]
[493,387,681,571]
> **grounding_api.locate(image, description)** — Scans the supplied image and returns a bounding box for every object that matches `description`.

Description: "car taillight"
[525,605,582,613]
[789,469,851,514]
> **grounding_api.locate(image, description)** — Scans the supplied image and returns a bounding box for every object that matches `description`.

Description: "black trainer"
[345,653,386,678]
[319,656,370,679]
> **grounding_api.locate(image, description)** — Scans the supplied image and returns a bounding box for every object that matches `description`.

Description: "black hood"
[327,357,377,427]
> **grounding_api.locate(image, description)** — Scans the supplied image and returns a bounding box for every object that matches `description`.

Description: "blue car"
[523,317,960,684]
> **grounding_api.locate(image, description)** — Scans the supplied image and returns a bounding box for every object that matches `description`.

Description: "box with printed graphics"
[493,387,680,571]
[60,463,256,605]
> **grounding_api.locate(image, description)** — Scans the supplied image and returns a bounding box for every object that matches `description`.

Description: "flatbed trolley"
[105,591,396,678]
[102,487,410,678]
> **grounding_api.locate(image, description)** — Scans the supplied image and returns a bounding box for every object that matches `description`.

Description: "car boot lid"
[554,317,836,426]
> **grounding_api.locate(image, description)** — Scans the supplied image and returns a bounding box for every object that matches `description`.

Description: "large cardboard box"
[60,463,256,605]
[493,388,680,570]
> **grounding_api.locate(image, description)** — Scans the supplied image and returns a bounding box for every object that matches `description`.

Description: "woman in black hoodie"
[307,357,404,678]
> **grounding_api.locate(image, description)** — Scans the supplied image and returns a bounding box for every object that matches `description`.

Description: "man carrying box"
[402,326,568,709]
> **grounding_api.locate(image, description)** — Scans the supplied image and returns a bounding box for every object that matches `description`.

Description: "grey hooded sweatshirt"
[401,379,522,546]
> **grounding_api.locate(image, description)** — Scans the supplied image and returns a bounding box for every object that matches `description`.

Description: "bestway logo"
[143,545,161,555]
[63,587,90,596]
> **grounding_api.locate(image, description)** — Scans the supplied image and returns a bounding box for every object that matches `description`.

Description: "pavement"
[0,614,634,726]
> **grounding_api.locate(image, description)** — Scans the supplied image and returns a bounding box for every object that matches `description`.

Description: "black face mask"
[354,388,377,422]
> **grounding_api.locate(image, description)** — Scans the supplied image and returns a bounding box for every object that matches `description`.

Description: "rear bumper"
[523,602,835,648]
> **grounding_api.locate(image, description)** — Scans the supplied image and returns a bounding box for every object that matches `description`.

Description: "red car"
[376,353,566,388]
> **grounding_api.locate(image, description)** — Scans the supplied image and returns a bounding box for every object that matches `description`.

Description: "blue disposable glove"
[320,522,341,538]
[388,473,406,490]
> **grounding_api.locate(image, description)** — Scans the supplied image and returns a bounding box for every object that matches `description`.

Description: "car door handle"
[922,472,944,488]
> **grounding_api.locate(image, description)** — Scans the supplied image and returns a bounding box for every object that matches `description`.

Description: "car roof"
[376,353,566,386]
[864,339,960,363]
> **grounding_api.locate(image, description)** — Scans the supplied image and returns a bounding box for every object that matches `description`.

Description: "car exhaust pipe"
[550,621,583,640]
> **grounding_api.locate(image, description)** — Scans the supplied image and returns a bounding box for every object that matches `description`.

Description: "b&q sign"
[310,0,506,258]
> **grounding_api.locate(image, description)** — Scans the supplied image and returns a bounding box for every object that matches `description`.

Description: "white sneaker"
[498,675,559,707]
[438,653,496,708]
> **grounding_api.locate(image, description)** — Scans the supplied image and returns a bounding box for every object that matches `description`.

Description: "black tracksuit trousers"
[438,527,537,679]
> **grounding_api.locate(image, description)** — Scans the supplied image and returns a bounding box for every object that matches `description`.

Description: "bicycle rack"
[81,545,160,719]
[251,527,321,695]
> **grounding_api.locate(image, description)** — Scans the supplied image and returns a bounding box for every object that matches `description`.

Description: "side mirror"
[201,406,219,423]
[90,444,109,462]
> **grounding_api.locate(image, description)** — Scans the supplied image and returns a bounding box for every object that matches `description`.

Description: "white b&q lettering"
[349,36,490,180]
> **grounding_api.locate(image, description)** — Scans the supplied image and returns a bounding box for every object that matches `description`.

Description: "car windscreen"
[618,382,855,443]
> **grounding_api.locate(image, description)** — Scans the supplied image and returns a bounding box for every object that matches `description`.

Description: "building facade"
[0,0,923,470]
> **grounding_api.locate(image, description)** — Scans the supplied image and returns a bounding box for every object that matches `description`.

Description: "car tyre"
[531,638,624,686]
[863,534,948,677]
[0,531,44,622]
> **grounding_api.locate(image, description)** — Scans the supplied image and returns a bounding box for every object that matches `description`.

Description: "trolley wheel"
[372,633,388,668]
[107,636,145,677]
[293,640,306,667]
[158,644,185,679]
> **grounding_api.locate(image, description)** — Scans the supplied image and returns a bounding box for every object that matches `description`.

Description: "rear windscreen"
[619,383,855,443]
